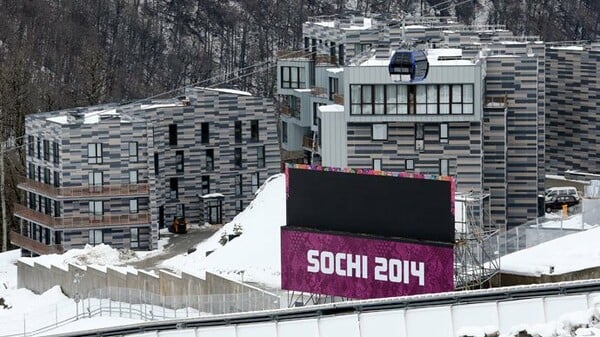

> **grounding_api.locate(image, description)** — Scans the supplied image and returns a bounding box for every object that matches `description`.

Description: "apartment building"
[12,87,280,255]
[277,15,548,229]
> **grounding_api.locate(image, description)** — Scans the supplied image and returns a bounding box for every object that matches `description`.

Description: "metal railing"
[13,204,151,229]
[18,177,149,200]
[310,87,327,97]
[9,230,64,255]
[333,94,344,105]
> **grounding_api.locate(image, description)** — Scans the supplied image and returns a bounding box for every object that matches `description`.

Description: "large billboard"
[286,166,454,244]
[281,227,454,299]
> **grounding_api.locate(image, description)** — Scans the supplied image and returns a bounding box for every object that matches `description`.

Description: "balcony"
[280,105,300,119]
[10,231,64,255]
[17,178,149,200]
[277,49,309,60]
[14,204,151,230]
[333,94,344,105]
[485,96,508,108]
[310,87,328,98]
[302,136,319,152]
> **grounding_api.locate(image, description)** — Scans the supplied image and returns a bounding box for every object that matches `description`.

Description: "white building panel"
[497,298,545,332]
[318,314,360,337]
[405,306,453,337]
[359,309,407,337]
[451,302,499,333]
[277,318,319,337]
[237,322,278,337]
[544,295,589,321]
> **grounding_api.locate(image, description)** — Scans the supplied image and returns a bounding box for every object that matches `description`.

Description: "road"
[131,225,221,271]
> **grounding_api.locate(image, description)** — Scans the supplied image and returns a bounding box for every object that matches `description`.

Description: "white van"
[545,186,581,200]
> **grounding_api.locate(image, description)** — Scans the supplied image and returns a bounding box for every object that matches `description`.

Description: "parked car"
[545,186,581,200]
[544,194,580,213]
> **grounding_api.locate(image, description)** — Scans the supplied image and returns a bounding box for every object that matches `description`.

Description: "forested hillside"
[0,0,598,249]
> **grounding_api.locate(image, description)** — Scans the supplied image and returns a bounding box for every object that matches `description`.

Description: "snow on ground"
[0,248,19,290]
[537,212,593,230]
[501,225,600,276]
[161,173,285,288]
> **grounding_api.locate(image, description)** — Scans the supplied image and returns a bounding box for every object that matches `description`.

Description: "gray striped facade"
[545,45,600,175]
[279,16,549,229]
[16,88,280,254]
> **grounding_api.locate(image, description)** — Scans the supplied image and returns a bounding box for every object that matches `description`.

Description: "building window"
[350,84,474,115]
[234,121,242,143]
[372,124,388,140]
[282,121,288,143]
[281,66,306,89]
[129,170,138,184]
[43,168,51,184]
[154,153,159,176]
[130,228,139,248]
[251,172,260,193]
[169,124,178,146]
[129,142,138,162]
[175,150,184,173]
[28,163,34,180]
[415,123,424,152]
[89,201,103,217]
[201,176,210,195]
[44,197,52,215]
[43,140,50,161]
[235,174,243,196]
[206,149,214,171]
[28,192,36,210]
[250,120,259,142]
[201,122,209,144]
[234,148,242,168]
[338,44,345,65]
[88,229,103,246]
[257,146,265,168]
[37,138,41,159]
[37,166,41,182]
[87,143,103,164]
[53,171,60,188]
[440,123,449,143]
[169,177,179,200]
[129,199,139,213]
[53,200,60,217]
[235,200,244,213]
[329,77,339,101]
[27,136,34,157]
[52,141,59,164]
[313,103,324,126]
[440,159,449,176]
[88,171,103,186]
[373,159,382,171]
[406,159,415,170]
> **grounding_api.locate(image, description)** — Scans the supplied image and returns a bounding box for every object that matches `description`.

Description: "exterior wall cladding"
[278,15,558,229]
[545,45,600,175]
[15,87,280,254]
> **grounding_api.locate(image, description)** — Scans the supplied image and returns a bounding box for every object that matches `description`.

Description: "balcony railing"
[485,96,508,107]
[277,49,309,59]
[10,231,64,255]
[17,177,149,200]
[333,94,344,105]
[13,204,151,229]
[315,54,337,65]
[280,105,300,119]
[302,136,318,152]
[311,87,328,98]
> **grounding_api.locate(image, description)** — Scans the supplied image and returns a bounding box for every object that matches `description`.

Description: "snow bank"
[20,244,143,269]
[161,174,285,287]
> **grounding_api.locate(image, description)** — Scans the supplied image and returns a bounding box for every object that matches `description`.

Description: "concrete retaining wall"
[17,260,279,314]
[495,266,600,287]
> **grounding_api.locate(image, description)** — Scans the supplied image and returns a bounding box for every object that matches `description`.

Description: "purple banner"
[281,228,454,299]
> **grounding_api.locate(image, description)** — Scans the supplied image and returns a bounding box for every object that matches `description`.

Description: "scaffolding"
[454,191,501,289]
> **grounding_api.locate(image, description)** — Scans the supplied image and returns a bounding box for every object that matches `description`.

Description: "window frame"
[169,177,179,200]
[405,159,415,170]
[234,121,242,144]
[43,140,50,161]
[251,172,260,193]
[88,201,103,217]
[234,148,242,169]
[250,120,259,142]
[373,158,382,171]
[280,66,306,89]
[440,159,450,176]
[168,124,178,146]
[52,141,59,164]
[440,123,449,143]
[128,142,139,162]
[201,122,209,144]
[175,150,184,174]
[27,136,34,157]
[130,228,139,248]
[257,146,265,168]
[282,121,288,143]
[234,174,243,196]
[88,229,104,246]
[129,199,139,214]
[87,143,103,164]
[371,124,388,141]
[201,175,210,195]
[206,149,214,171]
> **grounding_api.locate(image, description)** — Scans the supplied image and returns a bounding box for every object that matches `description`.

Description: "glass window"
[129,170,138,184]
[351,85,362,114]
[251,172,260,193]
[406,159,414,170]
[257,146,265,168]
[386,85,397,114]
[206,149,214,171]
[201,122,209,144]
[452,84,462,114]
[87,143,103,164]
[235,174,243,196]
[236,200,244,213]
[373,159,382,171]
[282,121,288,143]
[234,121,242,143]
[416,123,424,140]
[374,85,385,115]
[88,171,103,186]
[250,120,259,142]
[53,171,60,188]
[175,150,184,173]
[439,85,450,115]
[397,85,408,114]
[89,201,103,216]
[416,86,427,114]
[129,199,138,213]
[361,86,372,115]
[130,228,139,248]
[169,177,178,200]
[427,85,438,115]
[27,136,34,157]
[89,229,103,245]
[128,142,138,162]
[440,159,449,176]
[372,124,387,140]
[281,66,306,89]
[43,140,50,161]
[168,124,177,146]
[234,148,242,168]
[440,123,449,143]
[52,141,59,164]
[202,176,210,195]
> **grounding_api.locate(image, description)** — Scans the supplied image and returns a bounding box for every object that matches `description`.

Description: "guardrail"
[50,279,600,337]
[17,177,149,200]
[9,231,63,255]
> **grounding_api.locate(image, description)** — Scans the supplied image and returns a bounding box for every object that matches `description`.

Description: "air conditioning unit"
[415,140,425,152]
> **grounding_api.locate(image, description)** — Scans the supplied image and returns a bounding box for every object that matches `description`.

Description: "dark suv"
[544,195,579,213]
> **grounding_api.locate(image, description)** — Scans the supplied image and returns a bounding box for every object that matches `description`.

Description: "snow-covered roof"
[83,108,119,124]
[343,18,373,31]
[319,104,344,113]
[550,45,584,51]
[326,67,344,74]
[200,193,225,199]
[202,87,252,96]
[140,103,181,110]
[46,116,69,125]
[315,21,335,28]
